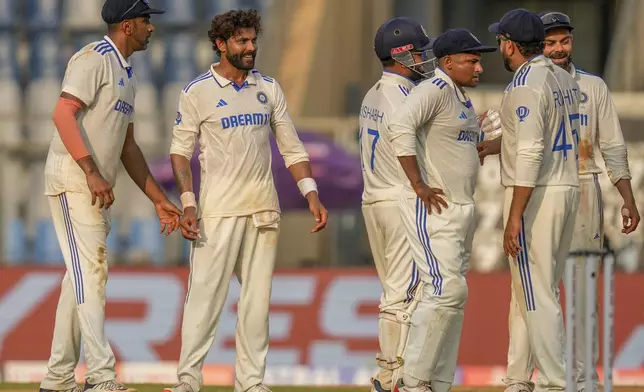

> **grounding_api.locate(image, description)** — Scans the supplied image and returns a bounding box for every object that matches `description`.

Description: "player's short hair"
[208,9,262,56]
[381,58,396,67]
[516,40,544,58]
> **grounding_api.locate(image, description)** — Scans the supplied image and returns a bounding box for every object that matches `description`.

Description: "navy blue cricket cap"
[538,11,574,32]
[488,8,545,43]
[101,0,165,24]
[374,17,433,60]
[432,28,496,58]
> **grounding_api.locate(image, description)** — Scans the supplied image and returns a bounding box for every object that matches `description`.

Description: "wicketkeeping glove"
[477,109,502,140]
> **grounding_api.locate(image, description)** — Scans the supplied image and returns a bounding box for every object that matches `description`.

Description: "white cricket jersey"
[570,64,631,184]
[499,55,581,188]
[359,71,416,204]
[388,68,481,205]
[169,64,310,218]
[45,36,136,196]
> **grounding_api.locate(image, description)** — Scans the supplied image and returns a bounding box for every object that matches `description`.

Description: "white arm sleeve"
[596,81,631,184]
[169,91,200,159]
[388,83,442,156]
[270,81,310,168]
[511,86,545,187]
[61,52,105,106]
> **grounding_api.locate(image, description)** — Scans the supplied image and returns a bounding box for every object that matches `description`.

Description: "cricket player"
[483,8,582,392]
[164,9,328,392]
[388,28,497,392]
[494,11,641,392]
[39,1,181,392]
[360,17,438,392]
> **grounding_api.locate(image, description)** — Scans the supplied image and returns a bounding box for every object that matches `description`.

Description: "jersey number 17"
[359,127,380,172]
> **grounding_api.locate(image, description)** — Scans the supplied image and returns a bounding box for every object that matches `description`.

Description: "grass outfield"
[2,385,644,392]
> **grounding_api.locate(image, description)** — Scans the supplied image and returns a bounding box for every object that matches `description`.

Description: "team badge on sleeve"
[256,92,268,104]
[516,106,530,122]
[175,111,182,125]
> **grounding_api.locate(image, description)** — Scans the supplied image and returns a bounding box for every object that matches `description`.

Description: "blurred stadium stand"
[1,0,643,273]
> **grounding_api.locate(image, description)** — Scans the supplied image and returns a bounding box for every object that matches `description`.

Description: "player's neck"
[107,33,133,60]
[214,61,249,85]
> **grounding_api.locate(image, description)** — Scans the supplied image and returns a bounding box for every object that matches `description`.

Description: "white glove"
[477,109,502,140]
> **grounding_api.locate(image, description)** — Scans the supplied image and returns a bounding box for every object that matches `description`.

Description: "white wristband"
[297,177,318,197]
[180,192,197,210]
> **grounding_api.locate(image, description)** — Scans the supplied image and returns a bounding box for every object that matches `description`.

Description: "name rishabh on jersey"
[570,64,631,184]
[359,71,416,204]
[388,68,481,205]
[499,55,581,188]
[45,36,137,196]
[169,65,310,218]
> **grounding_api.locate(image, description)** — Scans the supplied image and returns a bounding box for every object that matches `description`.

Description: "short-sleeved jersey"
[359,71,416,204]
[45,36,137,196]
[389,68,481,205]
[169,64,310,218]
[570,64,631,184]
[500,55,581,188]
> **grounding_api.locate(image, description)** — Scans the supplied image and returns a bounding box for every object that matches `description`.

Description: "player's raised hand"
[179,206,200,241]
[621,204,640,234]
[155,199,182,235]
[306,192,328,233]
[414,183,448,215]
[86,172,115,209]
[503,216,523,258]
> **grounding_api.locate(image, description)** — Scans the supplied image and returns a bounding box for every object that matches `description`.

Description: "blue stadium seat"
[73,33,104,52]
[63,0,103,30]
[33,218,64,265]
[129,50,161,149]
[128,217,165,265]
[26,0,61,30]
[159,0,196,25]
[0,33,23,148]
[0,0,16,29]
[3,217,27,264]
[25,32,64,145]
[1,158,27,264]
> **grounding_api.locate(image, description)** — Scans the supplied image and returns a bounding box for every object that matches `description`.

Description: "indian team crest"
[257,91,268,104]
[580,91,588,103]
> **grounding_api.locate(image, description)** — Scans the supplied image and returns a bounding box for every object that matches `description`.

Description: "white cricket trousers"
[40,192,117,391]
[362,201,418,390]
[503,185,580,392]
[398,196,475,392]
[506,176,600,391]
[176,216,278,392]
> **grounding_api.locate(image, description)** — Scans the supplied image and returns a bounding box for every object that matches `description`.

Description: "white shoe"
[162,382,194,392]
[247,384,273,392]
[394,381,432,392]
[84,380,137,392]
[504,383,533,392]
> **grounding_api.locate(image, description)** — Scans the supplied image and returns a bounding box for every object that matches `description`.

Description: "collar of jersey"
[101,35,130,69]
[569,63,578,78]
[382,71,417,88]
[434,68,473,109]
[514,54,547,76]
[211,63,258,89]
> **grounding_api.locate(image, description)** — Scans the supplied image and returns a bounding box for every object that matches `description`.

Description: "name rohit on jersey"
[553,87,580,108]
[221,112,271,129]
[360,105,384,123]
[113,99,134,116]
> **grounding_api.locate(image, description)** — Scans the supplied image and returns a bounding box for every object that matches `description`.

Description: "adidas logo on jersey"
[459,111,467,119]
[216,99,228,107]
[118,78,125,87]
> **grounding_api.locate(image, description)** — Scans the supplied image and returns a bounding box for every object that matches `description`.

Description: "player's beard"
[549,52,572,71]
[503,52,513,72]
[227,51,257,71]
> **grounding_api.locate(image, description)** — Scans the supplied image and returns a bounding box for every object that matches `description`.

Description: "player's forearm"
[52,96,91,162]
[170,154,194,194]
[121,142,166,204]
[615,178,636,205]
[397,155,425,191]
[287,160,313,182]
[601,145,631,184]
[508,186,534,222]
